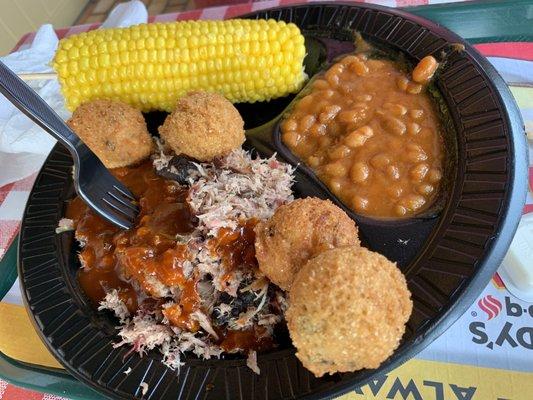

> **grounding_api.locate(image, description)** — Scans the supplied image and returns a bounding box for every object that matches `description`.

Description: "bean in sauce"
[281,54,444,218]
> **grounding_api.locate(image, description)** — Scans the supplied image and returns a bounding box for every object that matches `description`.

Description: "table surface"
[0,1,532,399]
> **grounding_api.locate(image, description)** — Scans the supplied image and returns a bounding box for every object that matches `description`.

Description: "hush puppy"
[159,92,245,161]
[67,99,152,168]
[254,198,359,290]
[286,246,412,377]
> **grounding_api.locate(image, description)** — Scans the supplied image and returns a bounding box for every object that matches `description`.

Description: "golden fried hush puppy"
[286,246,412,377]
[158,91,245,161]
[67,99,152,168]
[254,198,359,290]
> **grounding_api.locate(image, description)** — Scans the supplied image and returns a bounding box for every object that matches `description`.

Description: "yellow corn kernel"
[52,19,307,112]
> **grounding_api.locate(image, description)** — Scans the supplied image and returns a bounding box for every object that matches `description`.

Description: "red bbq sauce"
[68,161,273,353]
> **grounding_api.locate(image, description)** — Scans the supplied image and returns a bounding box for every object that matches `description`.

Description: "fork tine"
[102,195,138,222]
[73,143,139,228]
[108,189,139,213]
[112,184,136,201]
[77,189,134,229]
[97,207,133,229]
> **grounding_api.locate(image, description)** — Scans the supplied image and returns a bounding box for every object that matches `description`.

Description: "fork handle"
[0,61,81,156]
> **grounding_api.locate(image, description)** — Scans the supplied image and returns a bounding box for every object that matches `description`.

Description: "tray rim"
[244,3,527,400]
[2,1,531,399]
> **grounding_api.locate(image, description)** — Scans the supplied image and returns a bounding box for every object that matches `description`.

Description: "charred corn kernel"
[53,19,307,112]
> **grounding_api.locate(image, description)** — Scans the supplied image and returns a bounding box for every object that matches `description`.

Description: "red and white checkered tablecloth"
[1,1,532,399]
[0,381,66,400]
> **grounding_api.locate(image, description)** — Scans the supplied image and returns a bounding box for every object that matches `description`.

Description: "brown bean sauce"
[281,54,444,218]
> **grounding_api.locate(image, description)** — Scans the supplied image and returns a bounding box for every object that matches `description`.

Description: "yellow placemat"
[1,301,532,399]
[339,359,533,400]
[0,302,62,369]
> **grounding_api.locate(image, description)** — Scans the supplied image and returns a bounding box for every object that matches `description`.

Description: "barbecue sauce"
[68,161,271,353]
[69,161,196,314]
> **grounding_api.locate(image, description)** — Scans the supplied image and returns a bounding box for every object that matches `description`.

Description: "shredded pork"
[98,290,130,324]
[140,382,149,396]
[246,350,260,375]
[95,149,294,374]
[188,149,295,236]
[55,218,74,234]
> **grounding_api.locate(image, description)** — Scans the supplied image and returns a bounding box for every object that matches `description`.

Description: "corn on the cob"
[52,19,307,112]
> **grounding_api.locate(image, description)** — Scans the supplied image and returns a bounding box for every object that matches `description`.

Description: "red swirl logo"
[477,295,502,320]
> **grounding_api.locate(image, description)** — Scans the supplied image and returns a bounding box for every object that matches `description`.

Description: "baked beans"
[281,54,444,218]
[412,56,439,84]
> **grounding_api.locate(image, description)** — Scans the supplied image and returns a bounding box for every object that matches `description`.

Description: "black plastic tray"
[17,3,528,400]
